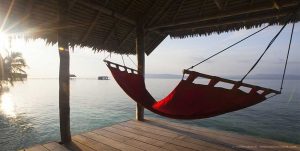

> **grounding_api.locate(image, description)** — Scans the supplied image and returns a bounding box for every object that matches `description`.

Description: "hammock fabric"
[105,61,280,119]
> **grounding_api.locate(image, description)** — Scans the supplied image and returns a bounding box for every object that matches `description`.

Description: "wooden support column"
[136,21,145,121]
[57,0,71,144]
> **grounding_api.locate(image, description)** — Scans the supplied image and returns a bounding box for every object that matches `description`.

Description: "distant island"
[146,74,300,80]
[98,76,109,80]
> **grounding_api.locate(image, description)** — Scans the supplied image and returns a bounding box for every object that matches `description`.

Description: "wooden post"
[57,0,71,144]
[136,21,145,121]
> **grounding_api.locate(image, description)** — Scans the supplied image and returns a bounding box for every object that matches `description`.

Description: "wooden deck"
[22,118,300,151]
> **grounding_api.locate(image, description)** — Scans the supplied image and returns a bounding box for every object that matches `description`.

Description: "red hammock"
[105,61,280,119]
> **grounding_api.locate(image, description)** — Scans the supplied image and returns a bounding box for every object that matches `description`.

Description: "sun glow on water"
[0,93,16,118]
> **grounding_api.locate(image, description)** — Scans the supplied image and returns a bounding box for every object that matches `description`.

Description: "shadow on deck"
[21,118,300,151]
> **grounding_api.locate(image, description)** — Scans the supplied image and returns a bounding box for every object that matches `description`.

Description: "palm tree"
[0,51,27,87]
[0,54,4,89]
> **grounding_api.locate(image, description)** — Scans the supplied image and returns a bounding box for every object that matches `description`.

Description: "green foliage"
[0,51,27,87]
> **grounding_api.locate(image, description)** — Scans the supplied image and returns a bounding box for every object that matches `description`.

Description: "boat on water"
[70,74,76,78]
[98,76,109,80]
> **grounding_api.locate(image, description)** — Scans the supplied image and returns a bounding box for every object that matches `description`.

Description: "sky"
[0,23,300,78]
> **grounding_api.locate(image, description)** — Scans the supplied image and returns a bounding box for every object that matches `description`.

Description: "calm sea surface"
[0,78,299,150]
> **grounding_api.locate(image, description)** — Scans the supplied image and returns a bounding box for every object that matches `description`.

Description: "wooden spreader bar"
[183,70,281,95]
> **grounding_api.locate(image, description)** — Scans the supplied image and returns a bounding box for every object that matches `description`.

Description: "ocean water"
[0,78,299,151]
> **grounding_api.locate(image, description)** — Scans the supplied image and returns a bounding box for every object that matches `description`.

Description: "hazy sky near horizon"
[1,23,300,78]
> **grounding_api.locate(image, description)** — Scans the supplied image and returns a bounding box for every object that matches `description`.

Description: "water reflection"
[0,93,16,118]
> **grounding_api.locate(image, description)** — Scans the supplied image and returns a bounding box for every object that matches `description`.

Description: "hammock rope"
[186,13,297,92]
[187,24,270,70]
[127,55,137,67]
[121,55,125,66]
[280,22,295,92]
[188,5,299,71]
[104,52,111,60]
[103,11,297,120]
[240,21,288,82]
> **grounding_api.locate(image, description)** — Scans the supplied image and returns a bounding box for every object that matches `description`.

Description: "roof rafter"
[147,0,298,30]
[4,0,33,33]
[172,0,185,22]
[80,0,110,42]
[145,0,174,27]
[68,0,78,10]
[273,0,280,10]
[116,0,165,53]
[2,0,299,55]
[80,11,102,42]
[117,27,135,51]
[214,0,225,10]
[103,0,135,45]
[162,11,289,34]
[78,0,136,25]
[198,0,207,17]
[0,0,15,31]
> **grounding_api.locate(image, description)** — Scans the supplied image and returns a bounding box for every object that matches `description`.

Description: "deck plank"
[112,124,215,151]
[122,121,230,151]
[145,118,280,151]
[106,125,194,151]
[122,120,235,151]
[82,132,142,151]
[23,118,300,151]
[92,129,168,151]
[148,118,300,151]
[69,140,96,151]
[73,135,119,151]
[101,126,167,147]
[24,144,49,151]
[43,142,70,151]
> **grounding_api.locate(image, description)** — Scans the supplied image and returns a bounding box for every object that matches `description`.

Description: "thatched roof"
[1,0,300,55]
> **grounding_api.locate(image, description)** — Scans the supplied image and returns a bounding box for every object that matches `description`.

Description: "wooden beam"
[78,0,136,25]
[68,0,78,10]
[198,0,207,17]
[103,0,134,45]
[117,0,162,51]
[4,0,33,33]
[214,0,225,10]
[184,70,280,94]
[81,11,102,42]
[223,0,229,9]
[134,0,167,55]
[136,21,145,121]
[18,20,89,36]
[0,0,15,31]
[145,0,173,27]
[161,11,289,33]
[57,0,71,144]
[147,0,298,30]
[273,0,280,10]
[172,0,185,22]
[80,0,110,43]
[117,27,135,51]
